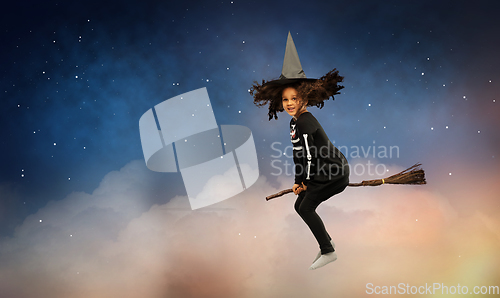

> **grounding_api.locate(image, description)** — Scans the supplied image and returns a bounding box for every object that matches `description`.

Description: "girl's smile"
[282,87,307,118]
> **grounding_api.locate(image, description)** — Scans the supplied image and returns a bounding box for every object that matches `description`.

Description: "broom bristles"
[265,163,426,200]
[348,163,426,187]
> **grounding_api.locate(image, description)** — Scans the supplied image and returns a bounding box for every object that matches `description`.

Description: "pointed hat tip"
[282,31,306,79]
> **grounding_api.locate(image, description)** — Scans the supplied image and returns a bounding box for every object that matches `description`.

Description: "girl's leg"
[294,192,332,240]
[294,192,334,255]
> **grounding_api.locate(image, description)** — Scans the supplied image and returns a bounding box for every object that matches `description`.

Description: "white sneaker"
[312,240,335,264]
[309,252,337,270]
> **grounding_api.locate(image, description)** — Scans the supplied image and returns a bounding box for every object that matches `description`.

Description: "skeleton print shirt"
[290,112,349,186]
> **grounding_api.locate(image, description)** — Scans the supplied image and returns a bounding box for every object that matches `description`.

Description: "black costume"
[291,111,349,254]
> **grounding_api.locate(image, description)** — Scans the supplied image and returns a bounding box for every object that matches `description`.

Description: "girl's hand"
[301,182,307,191]
[292,183,303,195]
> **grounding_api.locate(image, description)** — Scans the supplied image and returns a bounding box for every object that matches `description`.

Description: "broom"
[265,163,426,201]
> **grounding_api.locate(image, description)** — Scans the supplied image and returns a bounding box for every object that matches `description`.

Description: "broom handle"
[266,189,294,201]
[265,181,377,201]
[265,163,424,201]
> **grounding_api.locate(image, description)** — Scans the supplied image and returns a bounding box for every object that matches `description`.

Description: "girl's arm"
[296,118,318,186]
[292,182,307,195]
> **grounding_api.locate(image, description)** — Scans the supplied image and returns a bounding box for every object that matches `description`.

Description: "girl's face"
[282,87,306,118]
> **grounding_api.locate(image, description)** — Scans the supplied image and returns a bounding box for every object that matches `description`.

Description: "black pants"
[294,181,347,255]
[294,191,334,254]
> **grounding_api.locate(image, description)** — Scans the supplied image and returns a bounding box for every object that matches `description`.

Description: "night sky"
[1,0,499,297]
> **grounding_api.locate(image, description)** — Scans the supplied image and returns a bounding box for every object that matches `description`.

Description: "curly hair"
[250,69,344,120]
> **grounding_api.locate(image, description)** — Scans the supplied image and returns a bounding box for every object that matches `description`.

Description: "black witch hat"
[251,32,344,120]
[262,32,317,87]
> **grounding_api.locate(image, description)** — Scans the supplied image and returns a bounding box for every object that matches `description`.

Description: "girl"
[250,33,349,270]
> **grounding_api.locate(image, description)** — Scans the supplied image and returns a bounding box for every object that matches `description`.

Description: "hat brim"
[262,78,318,87]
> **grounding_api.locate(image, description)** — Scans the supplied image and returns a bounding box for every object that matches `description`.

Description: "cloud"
[0,161,499,297]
